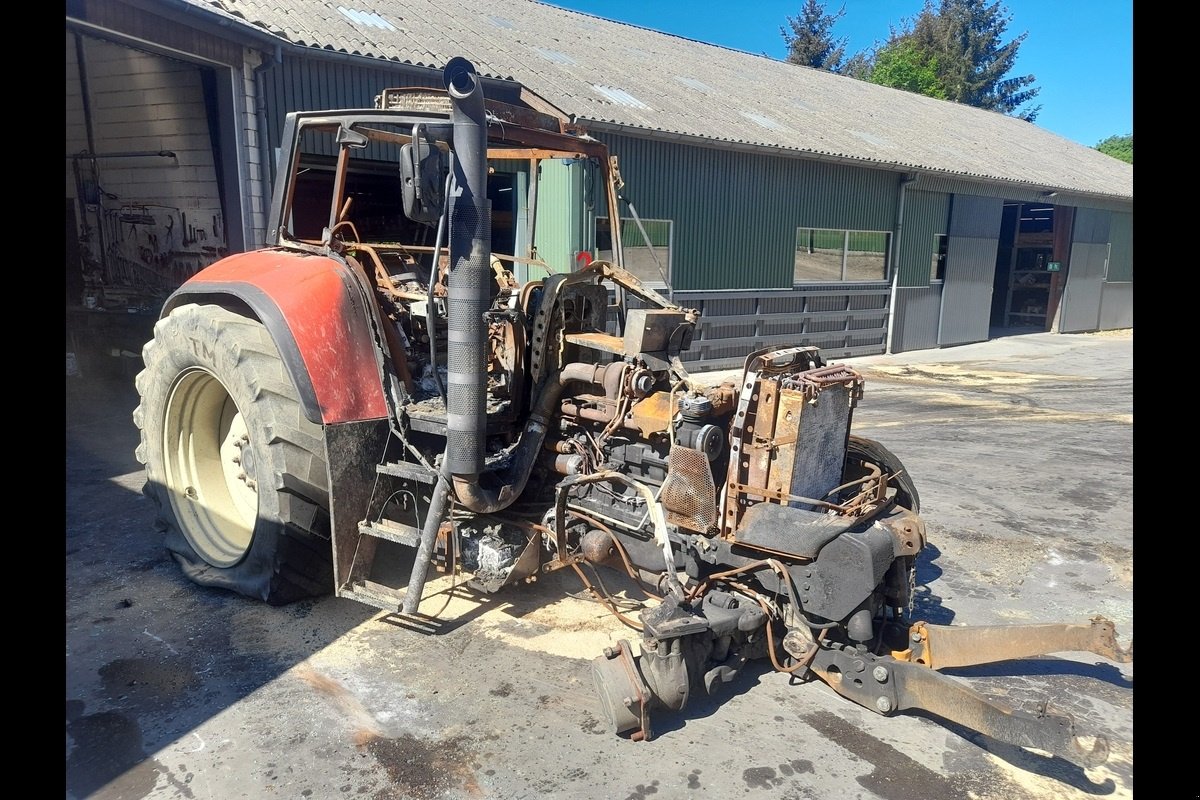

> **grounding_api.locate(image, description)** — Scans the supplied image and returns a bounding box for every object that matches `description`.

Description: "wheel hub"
[162,368,258,567]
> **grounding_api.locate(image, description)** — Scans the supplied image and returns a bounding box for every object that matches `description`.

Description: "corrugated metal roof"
[177,0,1133,200]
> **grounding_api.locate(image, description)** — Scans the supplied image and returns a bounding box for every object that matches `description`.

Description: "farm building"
[65,0,1132,370]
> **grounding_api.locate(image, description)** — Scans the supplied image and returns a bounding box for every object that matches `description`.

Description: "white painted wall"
[65,33,227,302]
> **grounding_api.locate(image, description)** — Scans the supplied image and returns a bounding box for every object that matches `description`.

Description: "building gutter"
[89,0,524,96]
[577,118,1133,206]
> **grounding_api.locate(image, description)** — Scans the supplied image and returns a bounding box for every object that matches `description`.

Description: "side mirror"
[400,125,447,224]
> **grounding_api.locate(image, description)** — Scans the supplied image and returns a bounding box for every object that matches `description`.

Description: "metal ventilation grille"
[375,89,452,113]
[661,446,717,533]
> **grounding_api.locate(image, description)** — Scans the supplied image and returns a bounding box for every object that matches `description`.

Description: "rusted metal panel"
[743,378,778,496]
[901,618,1133,670]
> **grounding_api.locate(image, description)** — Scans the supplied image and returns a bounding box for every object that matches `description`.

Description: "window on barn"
[596,216,673,286]
[794,227,890,283]
[931,234,949,282]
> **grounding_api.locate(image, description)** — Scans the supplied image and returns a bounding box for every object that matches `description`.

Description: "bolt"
[875,696,892,713]
[622,696,633,708]
[873,666,889,683]
[803,584,811,591]
[677,684,687,695]
[603,646,616,659]
[231,456,241,465]
[852,659,866,673]
[911,632,923,643]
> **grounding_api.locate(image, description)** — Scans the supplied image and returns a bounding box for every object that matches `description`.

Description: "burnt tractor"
[134,58,1130,766]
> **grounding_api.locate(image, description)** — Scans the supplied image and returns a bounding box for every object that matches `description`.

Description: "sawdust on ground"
[410,569,647,660]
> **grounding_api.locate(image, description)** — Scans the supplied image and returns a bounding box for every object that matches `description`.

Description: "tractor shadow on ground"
[910,541,955,625]
[905,707,1120,794]
[942,656,1131,688]
[66,371,383,800]
[647,660,777,738]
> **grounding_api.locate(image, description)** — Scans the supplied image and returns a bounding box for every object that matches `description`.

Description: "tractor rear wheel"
[133,303,332,604]
[845,435,920,514]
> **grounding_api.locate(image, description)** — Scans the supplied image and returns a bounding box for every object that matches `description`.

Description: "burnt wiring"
[569,562,644,631]
[529,514,645,631]
[568,561,644,612]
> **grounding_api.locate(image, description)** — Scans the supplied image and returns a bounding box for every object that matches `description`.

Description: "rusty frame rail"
[810,641,1112,768]
[895,617,1133,669]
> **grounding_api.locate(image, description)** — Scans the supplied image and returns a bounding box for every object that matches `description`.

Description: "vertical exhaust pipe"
[443,56,491,478]
[403,57,492,615]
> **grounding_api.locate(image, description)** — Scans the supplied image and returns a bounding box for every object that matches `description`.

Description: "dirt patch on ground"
[366,734,482,800]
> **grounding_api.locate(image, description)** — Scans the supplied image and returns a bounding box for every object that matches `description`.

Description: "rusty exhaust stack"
[403,60,610,614]
[443,55,491,478]
[403,57,491,615]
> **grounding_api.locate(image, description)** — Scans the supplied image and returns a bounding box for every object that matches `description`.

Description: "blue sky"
[545,1,1133,148]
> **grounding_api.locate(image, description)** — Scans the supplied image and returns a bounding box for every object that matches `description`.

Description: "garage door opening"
[989,200,1074,335]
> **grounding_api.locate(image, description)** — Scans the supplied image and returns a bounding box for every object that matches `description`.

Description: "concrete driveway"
[66,329,1132,800]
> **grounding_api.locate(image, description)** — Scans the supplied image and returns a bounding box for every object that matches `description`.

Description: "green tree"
[843,0,1040,119]
[905,0,1041,120]
[1095,134,1132,164]
[782,0,850,72]
[868,40,947,99]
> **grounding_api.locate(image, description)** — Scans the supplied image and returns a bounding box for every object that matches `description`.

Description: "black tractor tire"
[845,435,920,514]
[133,303,332,605]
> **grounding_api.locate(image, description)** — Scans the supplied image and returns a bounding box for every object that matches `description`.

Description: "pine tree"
[904,0,1041,120]
[781,1,850,73]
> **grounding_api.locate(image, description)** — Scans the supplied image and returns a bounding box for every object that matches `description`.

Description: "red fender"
[163,249,388,424]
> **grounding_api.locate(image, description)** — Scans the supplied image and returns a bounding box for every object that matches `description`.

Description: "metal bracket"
[811,642,1111,768]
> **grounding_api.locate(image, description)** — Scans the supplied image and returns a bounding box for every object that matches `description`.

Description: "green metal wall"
[919,176,1133,214]
[897,189,950,288]
[1107,211,1133,282]
[533,159,596,274]
[595,132,898,290]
